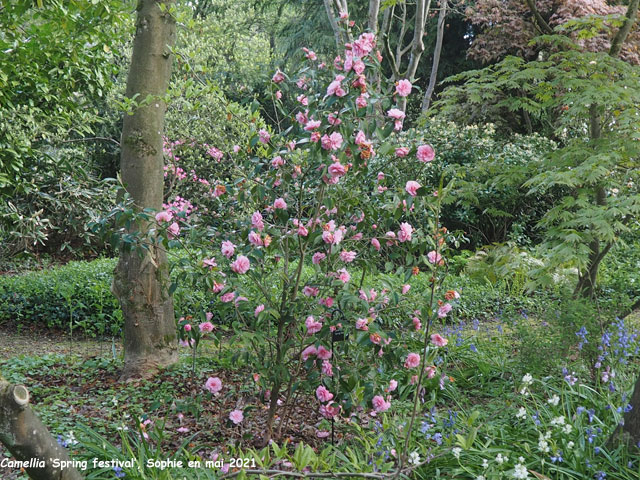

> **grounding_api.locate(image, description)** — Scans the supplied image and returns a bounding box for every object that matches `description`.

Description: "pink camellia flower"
[412,316,422,330]
[304,119,321,131]
[321,132,344,151]
[258,129,271,144]
[322,231,334,244]
[231,255,250,274]
[328,161,347,178]
[302,345,318,361]
[272,70,285,83]
[328,112,341,125]
[417,144,435,162]
[320,402,340,419]
[296,94,308,106]
[276,90,282,100]
[425,365,437,379]
[184,323,192,332]
[306,315,323,335]
[271,156,285,168]
[155,210,173,223]
[303,286,319,297]
[212,281,225,293]
[402,284,411,294]
[319,296,334,308]
[312,252,326,264]
[327,75,346,96]
[353,31,376,57]
[206,312,214,322]
[340,250,357,262]
[395,147,409,157]
[353,59,365,75]
[338,268,351,283]
[168,222,180,238]
[229,409,244,425]
[398,222,413,243]
[317,345,332,360]
[427,250,443,264]
[387,108,405,121]
[199,321,214,333]
[395,79,412,97]
[220,292,235,303]
[221,240,236,258]
[404,352,421,369]
[296,110,308,125]
[387,379,398,392]
[273,198,287,210]
[431,333,448,347]
[316,385,334,403]
[356,94,368,109]
[372,395,391,413]
[202,257,217,269]
[251,211,264,231]
[205,376,222,394]
[405,180,421,197]
[248,231,263,247]
[355,130,367,146]
[355,318,369,331]
[254,304,265,317]
[437,303,453,318]
[371,238,381,251]
[322,360,333,376]
[233,144,241,153]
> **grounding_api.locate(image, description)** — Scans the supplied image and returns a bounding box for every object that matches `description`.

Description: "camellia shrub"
[103,29,462,468]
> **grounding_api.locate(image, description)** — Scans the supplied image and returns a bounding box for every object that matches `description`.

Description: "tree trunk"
[112,0,178,380]
[421,0,448,113]
[0,379,83,480]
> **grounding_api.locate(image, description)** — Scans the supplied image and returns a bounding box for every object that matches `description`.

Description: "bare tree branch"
[524,0,553,35]
[422,0,448,113]
[609,0,639,58]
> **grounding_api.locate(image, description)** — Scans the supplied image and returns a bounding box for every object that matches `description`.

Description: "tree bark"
[112,0,178,380]
[0,379,83,480]
[421,0,447,113]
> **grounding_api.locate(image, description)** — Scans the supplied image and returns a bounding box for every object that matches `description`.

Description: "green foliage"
[0,147,118,260]
[0,259,122,337]
[436,28,640,291]
[0,0,130,192]
[371,119,558,248]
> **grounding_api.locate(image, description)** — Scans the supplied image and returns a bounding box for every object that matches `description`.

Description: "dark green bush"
[0,257,215,337]
[0,258,121,337]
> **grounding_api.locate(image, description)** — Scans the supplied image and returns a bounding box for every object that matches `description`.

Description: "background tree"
[112,0,179,379]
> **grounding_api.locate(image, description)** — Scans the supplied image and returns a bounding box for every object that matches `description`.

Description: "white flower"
[544,430,552,440]
[518,456,525,463]
[538,439,550,453]
[452,447,462,459]
[563,424,573,434]
[516,407,527,419]
[496,453,508,464]
[548,394,560,406]
[567,441,575,449]
[477,476,486,480]
[550,416,565,426]
[522,373,533,385]
[482,459,489,469]
[513,463,529,479]
[409,451,421,465]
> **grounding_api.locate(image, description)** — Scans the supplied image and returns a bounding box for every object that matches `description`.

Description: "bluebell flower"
[594,471,606,480]
[433,432,443,445]
[114,466,125,479]
[550,451,563,463]
[470,344,477,353]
